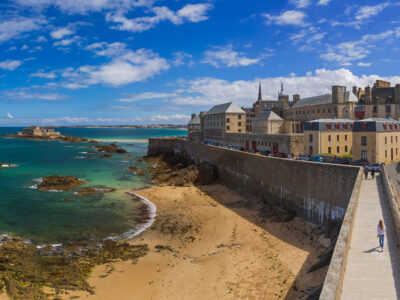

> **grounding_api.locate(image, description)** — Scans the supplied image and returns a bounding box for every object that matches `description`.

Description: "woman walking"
[377,220,386,253]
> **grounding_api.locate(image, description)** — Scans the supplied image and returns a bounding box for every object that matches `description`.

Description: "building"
[304,119,354,156]
[352,118,400,164]
[188,114,201,141]
[203,102,246,143]
[251,111,284,134]
[18,126,61,137]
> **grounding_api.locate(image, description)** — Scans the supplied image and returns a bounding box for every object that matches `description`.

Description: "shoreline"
[67,184,328,300]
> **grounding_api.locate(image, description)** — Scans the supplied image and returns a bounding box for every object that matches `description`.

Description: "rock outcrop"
[145,151,218,186]
[38,175,86,191]
[75,186,116,196]
[95,144,127,154]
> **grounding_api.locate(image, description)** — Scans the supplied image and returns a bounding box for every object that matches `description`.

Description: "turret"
[332,86,346,104]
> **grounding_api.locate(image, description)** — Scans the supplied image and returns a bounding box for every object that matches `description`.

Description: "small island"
[2,126,98,143]
[38,175,86,191]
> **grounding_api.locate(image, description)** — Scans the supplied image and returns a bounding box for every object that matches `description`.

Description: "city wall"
[148,138,360,223]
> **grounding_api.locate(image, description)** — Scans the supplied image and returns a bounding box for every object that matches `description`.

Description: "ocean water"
[0,128,187,244]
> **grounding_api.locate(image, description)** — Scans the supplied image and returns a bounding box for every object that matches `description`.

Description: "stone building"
[303,119,354,156]
[188,114,201,142]
[19,126,61,137]
[352,118,400,164]
[203,102,246,143]
[251,111,284,134]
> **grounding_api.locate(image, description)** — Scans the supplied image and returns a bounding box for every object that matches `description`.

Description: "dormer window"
[383,123,388,130]
[327,123,332,130]
[335,123,340,129]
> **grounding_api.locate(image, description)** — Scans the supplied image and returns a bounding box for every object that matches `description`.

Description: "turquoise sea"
[0,128,187,244]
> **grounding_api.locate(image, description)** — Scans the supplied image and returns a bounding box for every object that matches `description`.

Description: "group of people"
[363,166,376,179]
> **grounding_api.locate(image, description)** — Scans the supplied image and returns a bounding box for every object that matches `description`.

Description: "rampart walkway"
[340,175,400,299]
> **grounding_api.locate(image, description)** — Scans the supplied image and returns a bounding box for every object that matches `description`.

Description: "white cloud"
[355,3,390,21]
[168,69,400,108]
[6,91,65,100]
[263,10,307,26]
[31,71,56,79]
[50,27,75,39]
[106,3,212,33]
[64,48,169,86]
[6,112,13,119]
[12,0,154,14]
[317,0,331,5]
[172,51,193,67]
[53,35,81,47]
[357,62,371,67]
[42,116,89,124]
[321,30,394,65]
[36,36,47,42]
[116,92,177,102]
[290,0,311,8]
[0,60,22,70]
[150,114,190,122]
[0,17,46,42]
[203,45,261,68]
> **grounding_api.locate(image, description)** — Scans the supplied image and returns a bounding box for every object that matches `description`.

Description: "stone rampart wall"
[148,138,360,223]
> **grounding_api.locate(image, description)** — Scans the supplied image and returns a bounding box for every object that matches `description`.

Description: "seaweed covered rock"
[38,175,85,191]
[75,186,116,196]
[95,144,127,154]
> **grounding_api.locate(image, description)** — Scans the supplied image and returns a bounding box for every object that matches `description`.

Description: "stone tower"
[292,94,300,105]
[332,86,346,105]
[365,86,372,105]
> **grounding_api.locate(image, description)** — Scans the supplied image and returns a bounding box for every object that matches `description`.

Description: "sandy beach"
[67,184,328,300]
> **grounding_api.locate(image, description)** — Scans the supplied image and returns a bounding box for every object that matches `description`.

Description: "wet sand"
[68,184,328,300]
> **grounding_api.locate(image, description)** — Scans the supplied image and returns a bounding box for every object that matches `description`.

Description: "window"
[385,150,387,158]
[328,147,332,154]
[362,150,367,160]
[397,136,398,143]
[227,126,230,130]
[385,137,387,144]
[397,148,398,155]
[227,118,230,123]
[391,136,393,144]
[318,109,320,113]
[323,109,325,113]
[373,106,378,113]
[328,108,331,113]
[238,129,241,133]
[337,135,340,142]
[361,136,367,146]
[309,134,313,143]
[345,134,348,141]
[387,106,391,113]
[238,115,242,119]
[328,135,331,142]
[337,146,340,153]
[309,146,313,155]
[345,146,348,152]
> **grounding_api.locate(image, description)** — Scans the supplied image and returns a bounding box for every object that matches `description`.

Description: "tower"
[258,82,262,102]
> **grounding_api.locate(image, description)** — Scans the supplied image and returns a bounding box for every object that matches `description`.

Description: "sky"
[2,0,400,126]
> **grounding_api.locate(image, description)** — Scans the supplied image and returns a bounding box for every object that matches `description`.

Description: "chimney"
[293,94,300,104]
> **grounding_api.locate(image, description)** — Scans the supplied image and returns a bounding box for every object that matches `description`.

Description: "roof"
[304,118,354,131]
[254,111,283,121]
[291,92,358,108]
[353,118,400,132]
[188,115,201,125]
[205,102,245,115]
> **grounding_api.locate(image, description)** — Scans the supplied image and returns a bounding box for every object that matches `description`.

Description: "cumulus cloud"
[263,10,307,26]
[203,45,261,68]
[65,46,169,86]
[167,68,400,108]
[12,0,154,14]
[53,35,81,47]
[0,17,46,42]
[0,60,22,70]
[290,0,311,8]
[6,112,14,119]
[116,92,177,102]
[106,3,212,33]
[150,114,190,122]
[321,30,394,65]
[317,0,331,5]
[50,27,75,39]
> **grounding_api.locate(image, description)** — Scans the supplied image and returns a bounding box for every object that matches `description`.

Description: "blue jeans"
[379,235,385,248]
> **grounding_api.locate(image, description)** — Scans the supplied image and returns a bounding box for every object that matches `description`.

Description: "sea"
[0,127,187,244]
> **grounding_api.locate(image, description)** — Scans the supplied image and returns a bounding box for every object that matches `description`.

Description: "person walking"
[377,220,386,253]
[371,168,376,179]
[364,167,369,179]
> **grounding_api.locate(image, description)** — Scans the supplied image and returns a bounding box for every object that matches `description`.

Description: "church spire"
[258,82,262,102]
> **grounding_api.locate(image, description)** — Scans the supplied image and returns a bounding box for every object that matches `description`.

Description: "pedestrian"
[371,168,375,179]
[377,220,386,253]
[364,167,368,179]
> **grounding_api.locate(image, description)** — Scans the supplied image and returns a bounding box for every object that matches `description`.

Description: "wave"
[29,178,43,189]
[107,192,157,241]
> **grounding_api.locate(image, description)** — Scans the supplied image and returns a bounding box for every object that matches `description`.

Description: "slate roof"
[292,92,358,108]
[353,118,400,132]
[304,119,354,131]
[188,115,201,125]
[253,111,283,121]
[205,102,245,115]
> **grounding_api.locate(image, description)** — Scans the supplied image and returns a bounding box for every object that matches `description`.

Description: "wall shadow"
[195,184,332,300]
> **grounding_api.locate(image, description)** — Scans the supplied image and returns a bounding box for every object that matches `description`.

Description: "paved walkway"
[341,175,400,300]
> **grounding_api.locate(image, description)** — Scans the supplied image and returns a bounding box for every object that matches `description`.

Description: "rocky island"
[75,186,116,196]
[38,175,86,191]
[2,126,98,143]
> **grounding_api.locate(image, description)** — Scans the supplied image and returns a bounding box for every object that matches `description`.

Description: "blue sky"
[1,0,400,125]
